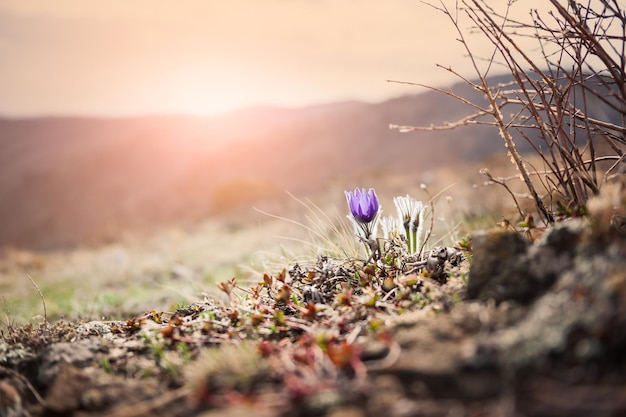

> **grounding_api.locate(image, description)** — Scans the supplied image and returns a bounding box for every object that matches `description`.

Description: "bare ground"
[2,186,626,417]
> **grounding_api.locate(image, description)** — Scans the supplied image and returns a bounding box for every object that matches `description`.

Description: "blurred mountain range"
[0,75,581,250]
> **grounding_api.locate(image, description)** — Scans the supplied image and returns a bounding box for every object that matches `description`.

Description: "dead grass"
[0,215,307,325]
[0,155,524,327]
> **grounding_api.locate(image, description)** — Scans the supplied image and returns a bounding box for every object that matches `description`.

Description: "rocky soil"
[2,184,626,417]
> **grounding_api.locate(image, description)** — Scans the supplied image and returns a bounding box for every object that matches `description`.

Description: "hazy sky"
[0,1,552,116]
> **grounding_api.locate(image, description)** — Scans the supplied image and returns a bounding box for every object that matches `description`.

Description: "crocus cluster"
[345,188,427,259]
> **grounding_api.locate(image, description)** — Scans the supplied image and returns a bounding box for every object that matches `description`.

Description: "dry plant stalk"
[26,273,47,323]
[391,0,626,224]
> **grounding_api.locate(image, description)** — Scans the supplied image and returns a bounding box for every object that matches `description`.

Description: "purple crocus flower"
[345,188,379,223]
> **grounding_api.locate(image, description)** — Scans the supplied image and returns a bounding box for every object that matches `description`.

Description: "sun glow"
[173,89,250,116]
[160,65,241,115]
[161,63,296,116]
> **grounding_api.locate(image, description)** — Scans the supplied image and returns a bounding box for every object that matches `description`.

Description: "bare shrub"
[391,0,626,225]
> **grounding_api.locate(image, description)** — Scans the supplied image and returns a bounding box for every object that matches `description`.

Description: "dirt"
[2,187,626,417]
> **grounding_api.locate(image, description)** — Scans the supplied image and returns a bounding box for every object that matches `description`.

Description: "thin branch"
[480,168,525,218]
[389,110,490,132]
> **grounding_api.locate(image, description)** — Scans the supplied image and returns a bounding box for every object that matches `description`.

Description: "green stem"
[404,226,411,254]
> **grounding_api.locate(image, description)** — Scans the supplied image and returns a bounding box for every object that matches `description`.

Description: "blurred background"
[0,1,553,321]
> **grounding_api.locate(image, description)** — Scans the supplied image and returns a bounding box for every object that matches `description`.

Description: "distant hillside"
[0,77,557,250]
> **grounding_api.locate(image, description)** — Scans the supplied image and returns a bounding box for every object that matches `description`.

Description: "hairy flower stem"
[365,238,380,264]
[402,224,411,254]
[409,228,417,255]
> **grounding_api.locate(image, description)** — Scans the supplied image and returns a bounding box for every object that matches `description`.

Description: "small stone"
[45,364,89,413]
[38,338,104,385]
[0,380,21,410]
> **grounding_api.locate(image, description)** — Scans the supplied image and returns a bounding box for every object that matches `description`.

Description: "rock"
[0,380,21,414]
[467,221,585,304]
[38,338,108,385]
[43,363,165,414]
[499,241,626,369]
[45,364,89,412]
[373,302,513,401]
[371,207,626,416]
[467,230,529,303]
